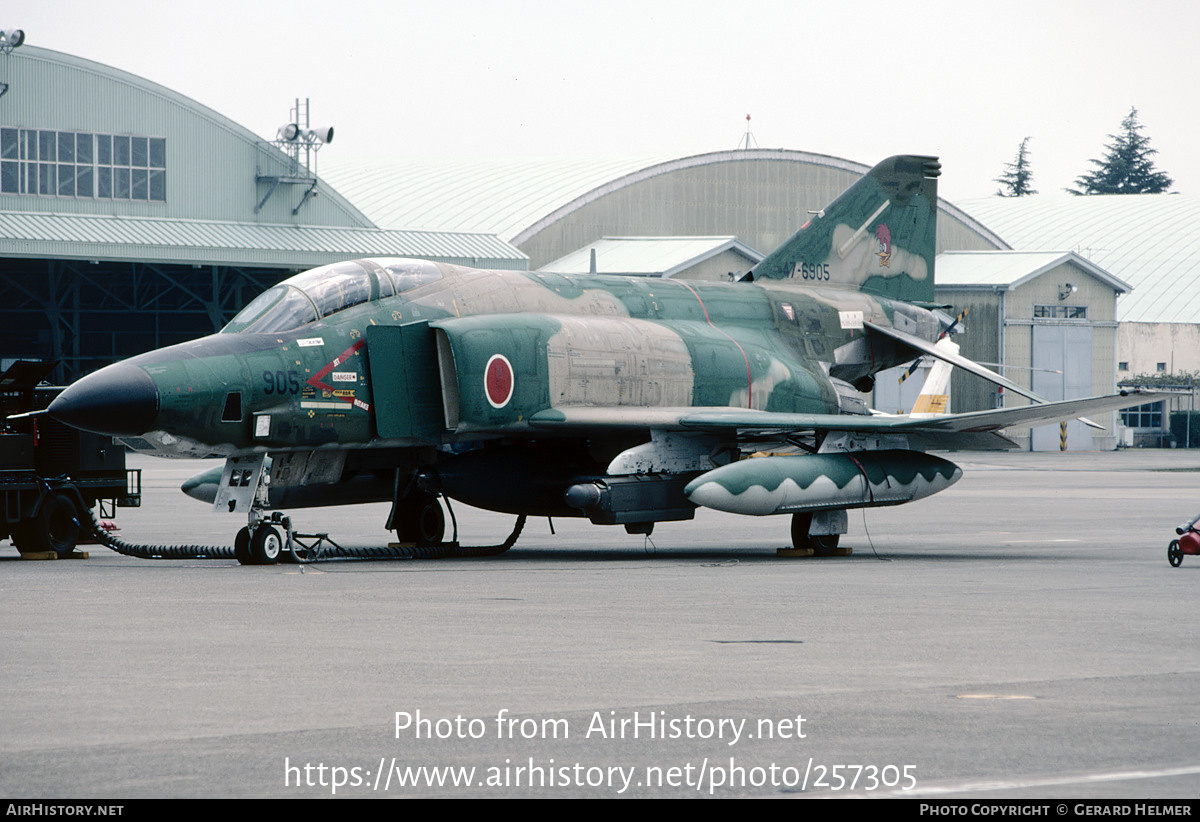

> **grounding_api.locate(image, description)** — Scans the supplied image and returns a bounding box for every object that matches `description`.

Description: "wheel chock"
[775,546,853,558]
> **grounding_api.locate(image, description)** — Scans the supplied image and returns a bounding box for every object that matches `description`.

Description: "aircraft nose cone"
[47,364,159,437]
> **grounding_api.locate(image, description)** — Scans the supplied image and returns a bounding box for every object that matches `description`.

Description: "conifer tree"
[1070,108,1173,194]
[996,137,1037,197]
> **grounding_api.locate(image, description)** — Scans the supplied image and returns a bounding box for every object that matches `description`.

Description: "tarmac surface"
[1,449,1199,799]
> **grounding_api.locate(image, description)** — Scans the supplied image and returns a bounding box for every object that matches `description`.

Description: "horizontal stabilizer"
[865,320,1106,430]
[865,321,1044,403]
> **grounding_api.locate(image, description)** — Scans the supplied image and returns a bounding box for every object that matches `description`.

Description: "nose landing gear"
[235,518,285,565]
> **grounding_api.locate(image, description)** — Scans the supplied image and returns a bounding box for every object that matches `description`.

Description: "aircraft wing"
[528,390,1158,451]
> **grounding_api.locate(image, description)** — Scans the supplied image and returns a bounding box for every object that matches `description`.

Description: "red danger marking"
[485,354,514,408]
[306,338,370,412]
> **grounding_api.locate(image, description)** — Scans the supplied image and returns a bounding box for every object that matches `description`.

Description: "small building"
[931,250,1130,450]
[958,194,1200,447]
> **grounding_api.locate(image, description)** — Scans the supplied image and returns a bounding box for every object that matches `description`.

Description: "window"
[0,128,166,201]
[0,128,16,193]
[1157,363,1167,372]
[1118,361,1129,371]
[1121,402,1164,429]
[1034,305,1087,319]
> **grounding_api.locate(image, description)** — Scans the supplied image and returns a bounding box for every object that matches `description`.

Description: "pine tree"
[995,137,1037,197]
[1070,107,1173,194]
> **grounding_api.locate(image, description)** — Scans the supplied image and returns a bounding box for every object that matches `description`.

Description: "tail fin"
[750,154,940,304]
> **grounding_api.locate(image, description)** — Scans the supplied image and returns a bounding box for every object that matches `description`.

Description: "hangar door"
[1030,325,1093,451]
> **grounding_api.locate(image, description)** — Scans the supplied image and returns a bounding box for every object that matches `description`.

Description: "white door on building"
[1031,324,1093,451]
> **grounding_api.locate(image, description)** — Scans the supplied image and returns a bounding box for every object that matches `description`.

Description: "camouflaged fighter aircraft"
[44,155,1152,563]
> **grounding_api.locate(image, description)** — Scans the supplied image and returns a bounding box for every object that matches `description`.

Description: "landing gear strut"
[790,512,842,556]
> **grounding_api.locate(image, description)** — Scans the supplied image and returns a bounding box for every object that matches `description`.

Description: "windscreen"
[221,285,318,334]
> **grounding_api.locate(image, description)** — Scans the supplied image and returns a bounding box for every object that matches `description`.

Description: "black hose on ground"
[83,508,524,561]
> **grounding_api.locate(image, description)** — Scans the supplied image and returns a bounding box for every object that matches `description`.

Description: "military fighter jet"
[45,155,1152,563]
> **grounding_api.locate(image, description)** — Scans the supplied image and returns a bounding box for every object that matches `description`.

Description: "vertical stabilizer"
[750,155,940,304]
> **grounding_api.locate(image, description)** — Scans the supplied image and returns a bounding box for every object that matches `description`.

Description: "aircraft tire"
[234,527,252,565]
[790,512,840,556]
[1168,539,1184,568]
[810,534,840,556]
[249,525,283,565]
[396,493,445,547]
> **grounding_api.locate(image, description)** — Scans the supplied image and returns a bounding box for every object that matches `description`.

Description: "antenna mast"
[737,114,758,150]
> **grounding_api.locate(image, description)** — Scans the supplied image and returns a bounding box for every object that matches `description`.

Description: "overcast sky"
[5,0,1198,203]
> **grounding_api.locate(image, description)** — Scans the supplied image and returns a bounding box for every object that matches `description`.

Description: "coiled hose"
[84,506,523,561]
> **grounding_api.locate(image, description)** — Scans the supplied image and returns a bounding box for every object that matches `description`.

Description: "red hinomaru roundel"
[484,354,514,408]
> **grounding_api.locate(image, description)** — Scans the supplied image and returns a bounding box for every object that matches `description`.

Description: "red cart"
[1169,519,1200,567]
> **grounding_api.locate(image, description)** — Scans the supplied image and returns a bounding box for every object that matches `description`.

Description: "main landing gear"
[788,511,846,557]
[392,490,446,547]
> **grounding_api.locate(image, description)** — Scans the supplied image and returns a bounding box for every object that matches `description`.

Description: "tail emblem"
[875,223,892,268]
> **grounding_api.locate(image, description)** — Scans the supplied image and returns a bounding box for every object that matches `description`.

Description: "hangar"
[0,45,525,383]
[321,150,1008,271]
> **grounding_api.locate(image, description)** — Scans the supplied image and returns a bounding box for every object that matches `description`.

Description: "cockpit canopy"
[222,258,443,334]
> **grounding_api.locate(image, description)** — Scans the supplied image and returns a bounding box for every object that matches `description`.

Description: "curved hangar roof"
[0,47,523,270]
[959,194,1200,324]
[320,150,1007,269]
